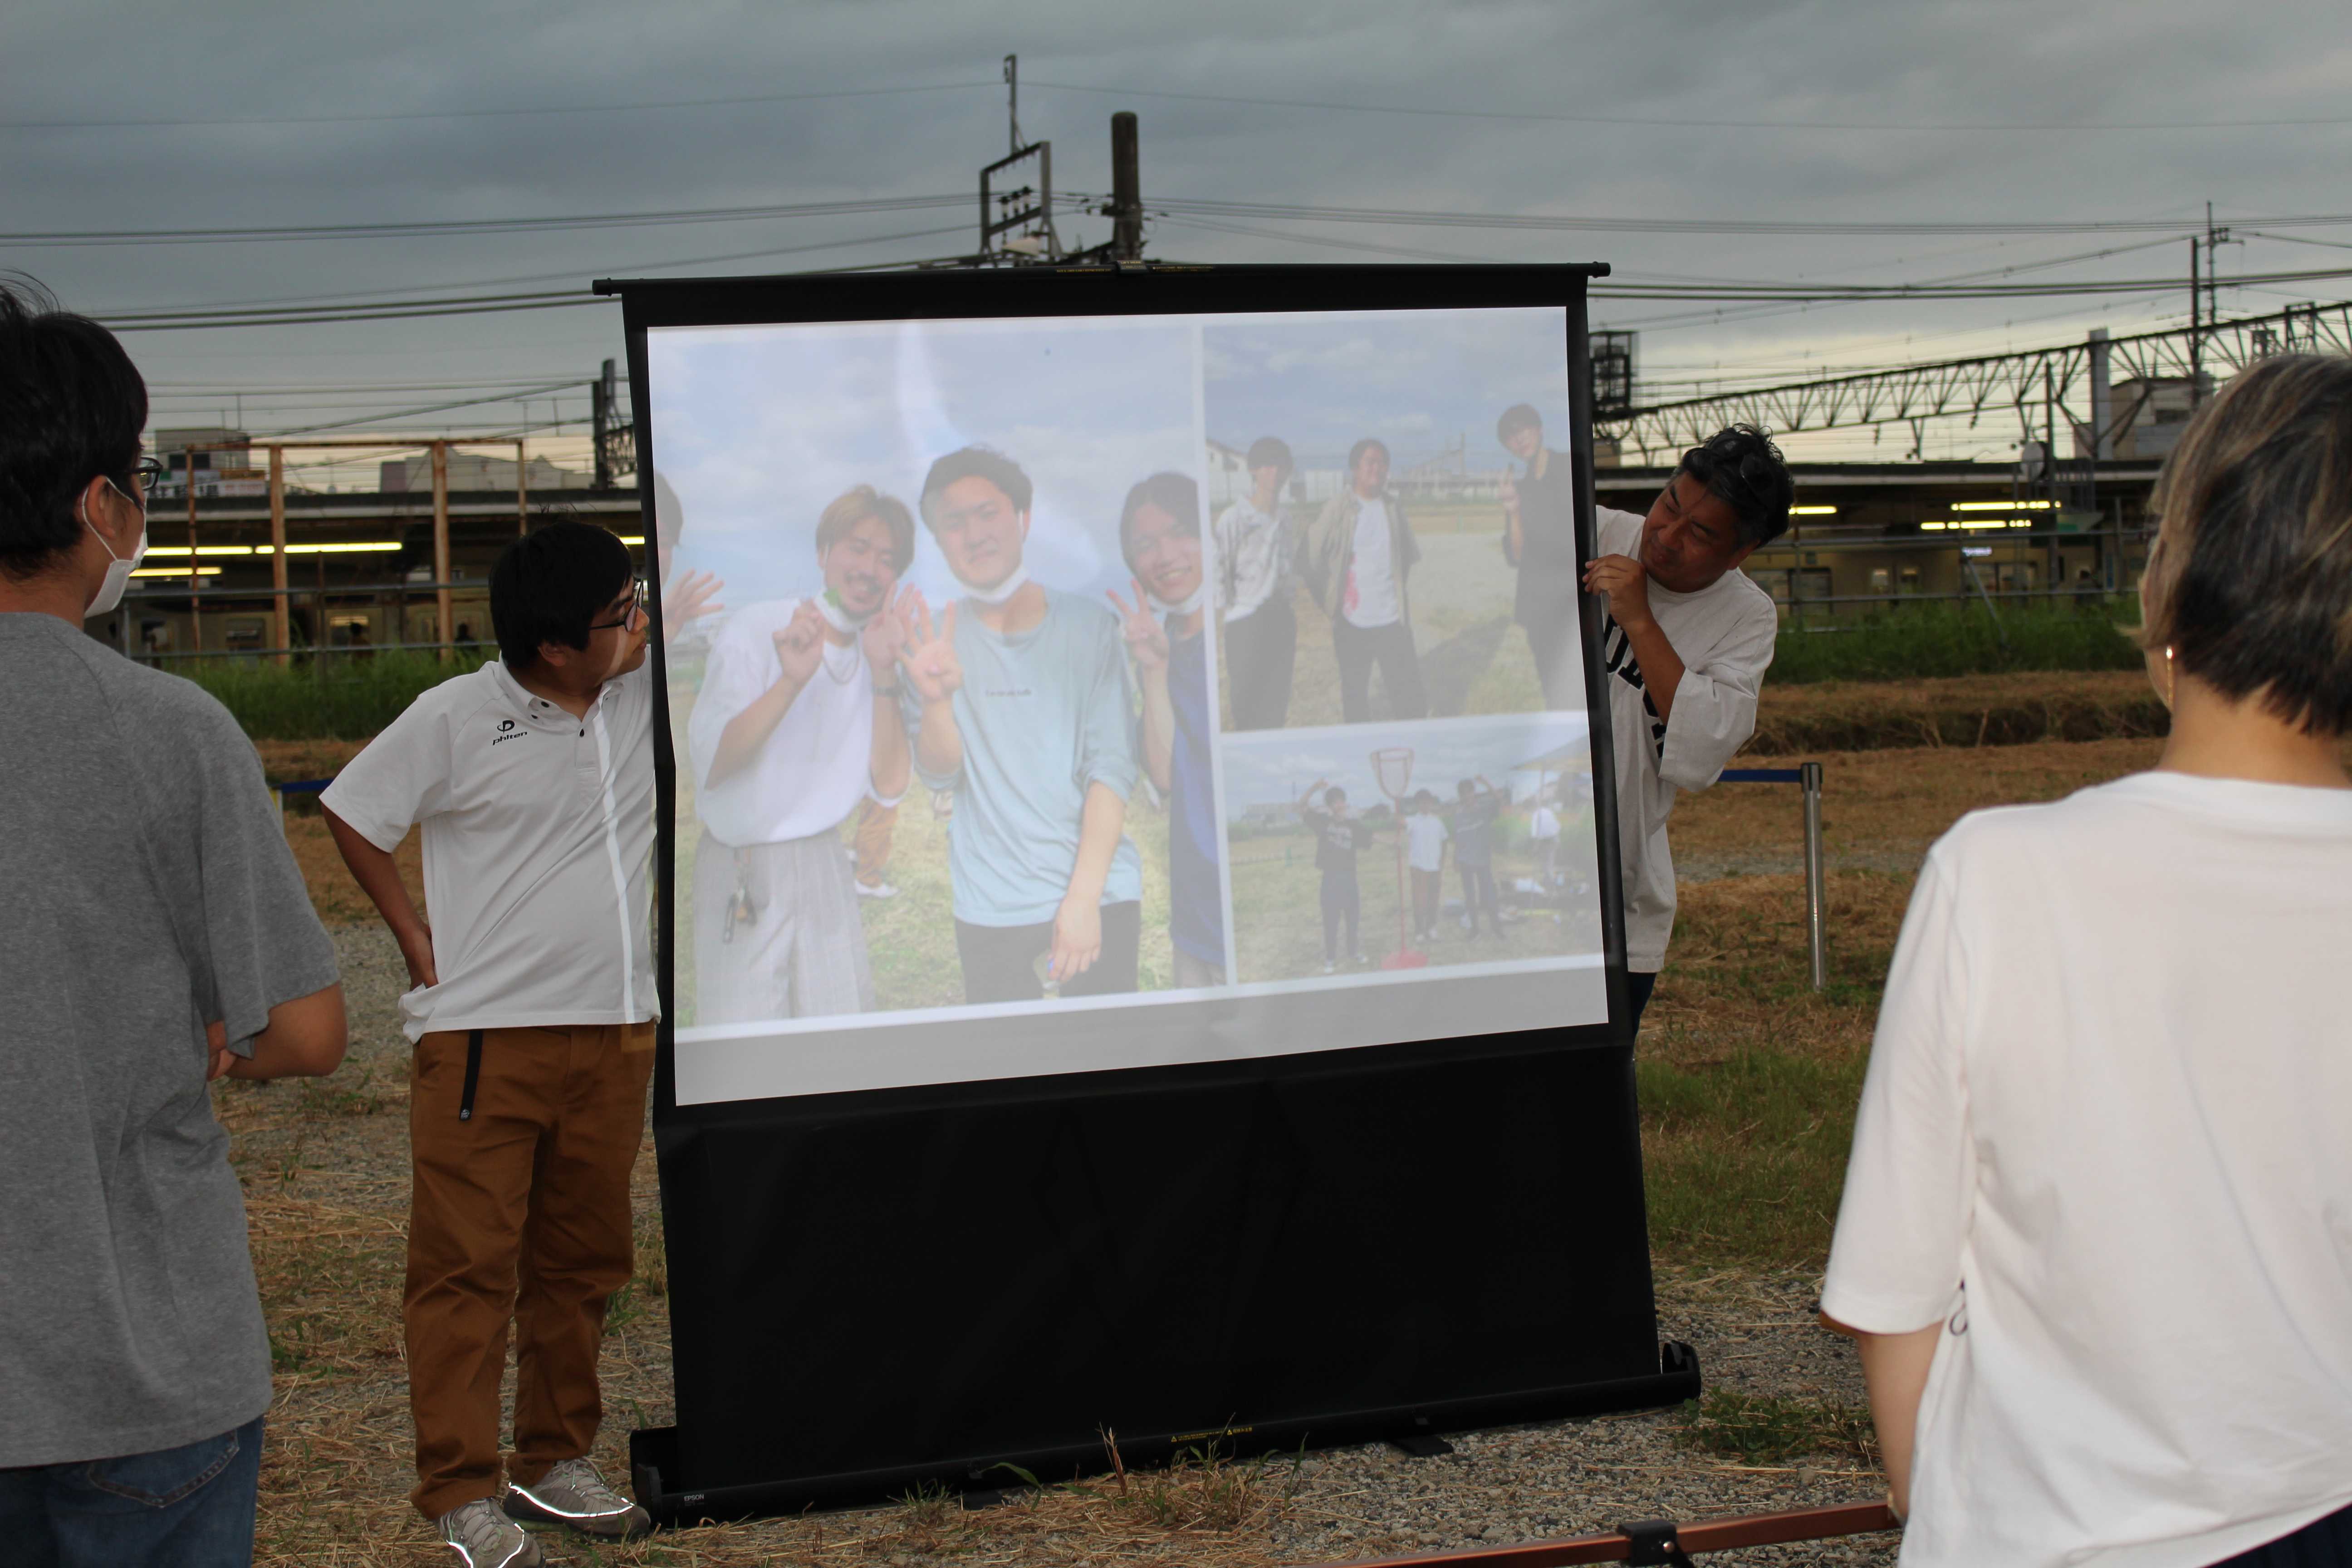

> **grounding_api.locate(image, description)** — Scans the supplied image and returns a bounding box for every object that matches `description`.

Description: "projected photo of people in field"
[1218,715,1600,986]
[647,317,1223,1029]
[1201,308,1585,731]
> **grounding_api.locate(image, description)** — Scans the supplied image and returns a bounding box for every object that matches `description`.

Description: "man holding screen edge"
[897,446,1144,1003]
[1582,424,1789,1033]
[323,519,674,1563]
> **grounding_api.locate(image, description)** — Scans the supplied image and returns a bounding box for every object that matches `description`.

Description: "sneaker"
[438,1497,542,1567]
[855,880,899,900]
[1352,951,1370,966]
[1323,959,1336,974]
[506,1458,652,1541]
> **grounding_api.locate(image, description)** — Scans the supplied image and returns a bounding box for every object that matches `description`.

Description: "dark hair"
[1679,423,1794,549]
[1245,436,1293,476]
[0,279,148,581]
[1348,438,1389,475]
[1496,403,1543,444]
[919,446,1032,529]
[1324,785,1346,807]
[1456,778,1474,796]
[651,469,686,551]
[1118,471,1201,566]
[815,485,915,573]
[490,517,634,671]
[2143,353,2352,736]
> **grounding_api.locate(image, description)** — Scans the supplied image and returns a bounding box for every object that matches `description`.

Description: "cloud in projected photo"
[647,315,1199,610]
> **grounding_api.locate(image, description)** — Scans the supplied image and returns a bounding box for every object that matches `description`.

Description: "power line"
[0,81,997,131]
[3,193,968,246]
[1024,78,2352,133]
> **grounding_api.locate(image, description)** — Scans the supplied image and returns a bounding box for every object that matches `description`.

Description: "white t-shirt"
[1344,495,1400,628]
[1530,806,1560,841]
[1823,773,2352,1568]
[1404,811,1447,872]
[686,598,897,849]
[322,659,657,1041]
[1595,507,1777,971]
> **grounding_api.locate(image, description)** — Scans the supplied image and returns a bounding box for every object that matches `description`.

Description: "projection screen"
[642,287,1612,1106]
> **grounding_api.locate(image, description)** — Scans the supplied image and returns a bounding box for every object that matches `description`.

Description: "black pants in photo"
[1458,861,1499,934]
[1525,615,1580,711]
[1320,876,1360,962]
[1224,596,1297,730]
[1333,617,1427,723]
[955,901,1142,1003]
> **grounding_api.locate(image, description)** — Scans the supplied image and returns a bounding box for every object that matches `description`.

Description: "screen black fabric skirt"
[2207,1500,2352,1568]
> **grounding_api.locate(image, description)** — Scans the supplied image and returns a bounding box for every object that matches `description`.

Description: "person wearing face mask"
[1108,471,1225,989]
[321,519,663,1563]
[685,486,915,1023]
[0,280,348,1566]
[1581,424,1790,1034]
[897,446,1143,1004]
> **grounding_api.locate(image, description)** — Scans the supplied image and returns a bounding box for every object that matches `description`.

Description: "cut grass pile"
[1747,669,2165,754]
[1772,602,2142,684]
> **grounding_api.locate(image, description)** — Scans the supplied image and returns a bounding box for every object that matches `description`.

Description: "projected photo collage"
[647,305,1601,1066]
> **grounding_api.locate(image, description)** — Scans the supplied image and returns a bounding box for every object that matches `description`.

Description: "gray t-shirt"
[0,613,339,1466]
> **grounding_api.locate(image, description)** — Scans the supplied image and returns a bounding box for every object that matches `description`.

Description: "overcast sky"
[10,0,2348,477]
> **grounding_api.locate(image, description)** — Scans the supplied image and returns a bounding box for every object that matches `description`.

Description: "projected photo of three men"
[647,306,1608,1103]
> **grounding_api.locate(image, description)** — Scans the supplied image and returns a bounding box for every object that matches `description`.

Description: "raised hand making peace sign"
[1104,578,1170,675]
[770,599,828,686]
[895,587,963,704]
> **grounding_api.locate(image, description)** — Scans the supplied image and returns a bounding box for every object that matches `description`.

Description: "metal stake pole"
[1802,762,1827,990]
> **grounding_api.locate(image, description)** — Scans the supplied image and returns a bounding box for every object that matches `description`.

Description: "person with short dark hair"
[1302,438,1427,721]
[1496,402,1582,708]
[1298,779,1376,973]
[1447,776,1507,939]
[1215,435,1298,729]
[323,518,661,1561]
[0,279,348,1565]
[1109,471,1225,987]
[1582,423,1789,1032]
[898,446,1143,1003]
[1824,353,2352,1567]
[686,486,915,1021]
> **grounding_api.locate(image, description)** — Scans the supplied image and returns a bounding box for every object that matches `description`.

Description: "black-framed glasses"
[130,457,166,494]
[588,577,650,632]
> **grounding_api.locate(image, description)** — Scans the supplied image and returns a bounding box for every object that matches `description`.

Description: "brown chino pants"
[405,1021,655,1519]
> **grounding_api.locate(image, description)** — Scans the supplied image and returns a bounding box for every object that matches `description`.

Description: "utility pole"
[592,358,617,490]
[2189,236,2202,410]
[2191,202,2236,409]
[1109,111,1143,262]
[1004,53,1021,155]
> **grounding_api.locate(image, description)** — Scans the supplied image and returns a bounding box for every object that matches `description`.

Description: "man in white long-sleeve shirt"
[1581,423,1791,1033]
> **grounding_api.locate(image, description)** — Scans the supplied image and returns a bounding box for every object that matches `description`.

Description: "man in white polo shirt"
[323,519,657,1565]
[686,485,913,1023]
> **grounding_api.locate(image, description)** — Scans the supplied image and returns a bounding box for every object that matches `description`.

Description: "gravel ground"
[282,927,1895,1566]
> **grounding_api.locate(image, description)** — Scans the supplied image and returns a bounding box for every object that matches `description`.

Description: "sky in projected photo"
[1204,308,1571,473]
[1221,714,1591,820]
[649,316,1198,609]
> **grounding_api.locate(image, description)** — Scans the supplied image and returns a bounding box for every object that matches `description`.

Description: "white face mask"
[1145,581,1207,617]
[956,560,1030,607]
[82,479,148,616]
[813,588,872,635]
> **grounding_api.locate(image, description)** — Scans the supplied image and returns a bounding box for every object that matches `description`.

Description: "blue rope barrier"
[1720,768,1805,784]
[271,778,334,796]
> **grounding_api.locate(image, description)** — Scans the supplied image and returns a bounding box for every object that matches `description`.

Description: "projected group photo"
[646,303,1611,1102]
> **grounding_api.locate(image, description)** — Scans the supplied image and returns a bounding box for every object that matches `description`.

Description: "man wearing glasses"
[323,519,661,1563]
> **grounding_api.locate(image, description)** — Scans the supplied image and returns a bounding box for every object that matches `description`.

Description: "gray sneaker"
[506,1457,652,1541]
[437,1497,542,1567]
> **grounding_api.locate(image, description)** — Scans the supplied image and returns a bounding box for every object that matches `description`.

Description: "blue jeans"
[0,1414,264,1568]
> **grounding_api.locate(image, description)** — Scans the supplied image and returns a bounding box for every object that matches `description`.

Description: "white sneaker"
[438,1497,542,1567]
[855,881,899,900]
[1323,960,1336,974]
[506,1457,651,1541]
[1352,951,1370,966]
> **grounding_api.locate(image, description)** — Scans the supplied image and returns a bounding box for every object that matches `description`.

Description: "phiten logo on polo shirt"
[492,717,528,747]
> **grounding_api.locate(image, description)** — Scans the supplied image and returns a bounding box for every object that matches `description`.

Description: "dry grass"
[1747,670,2165,754]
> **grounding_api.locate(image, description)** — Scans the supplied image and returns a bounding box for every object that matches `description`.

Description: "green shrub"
[1773,603,2143,685]
[168,650,488,740]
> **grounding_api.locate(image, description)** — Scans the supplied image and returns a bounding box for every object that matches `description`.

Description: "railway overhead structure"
[1601,300,2352,462]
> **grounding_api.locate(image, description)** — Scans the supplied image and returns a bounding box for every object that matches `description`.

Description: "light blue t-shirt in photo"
[910,586,1143,926]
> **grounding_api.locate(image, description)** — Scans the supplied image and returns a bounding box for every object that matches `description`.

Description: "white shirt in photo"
[1823,773,2352,1568]
[1594,506,1777,971]
[686,598,898,850]
[1344,495,1401,628]
[1531,805,1561,841]
[321,659,657,1041]
[1404,811,1446,872]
